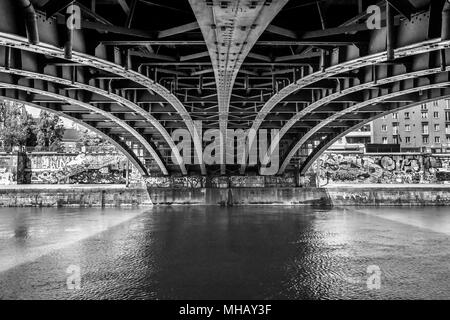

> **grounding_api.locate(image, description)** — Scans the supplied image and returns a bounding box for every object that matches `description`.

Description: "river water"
[0,206,449,300]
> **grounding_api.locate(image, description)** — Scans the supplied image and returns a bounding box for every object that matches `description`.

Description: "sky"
[25,105,78,129]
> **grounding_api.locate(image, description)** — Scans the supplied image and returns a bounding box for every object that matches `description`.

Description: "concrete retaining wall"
[326,185,450,206]
[148,187,332,206]
[0,185,151,207]
[2,185,450,207]
[148,185,450,206]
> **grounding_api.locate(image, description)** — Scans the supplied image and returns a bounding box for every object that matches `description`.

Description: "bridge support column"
[17,0,39,45]
[442,0,450,40]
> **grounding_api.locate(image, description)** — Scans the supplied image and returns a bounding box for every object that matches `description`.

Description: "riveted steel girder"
[0,0,205,174]
[0,94,149,176]
[244,8,450,173]
[283,85,450,174]
[189,0,288,173]
[259,49,450,172]
[0,74,168,175]
[0,46,187,174]
[298,92,450,175]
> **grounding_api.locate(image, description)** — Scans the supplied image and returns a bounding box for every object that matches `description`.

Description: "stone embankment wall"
[316,152,450,185]
[0,152,140,185]
[147,187,331,206]
[326,185,450,206]
[2,151,450,207]
[147,185,450,206]
[0,185,151,207]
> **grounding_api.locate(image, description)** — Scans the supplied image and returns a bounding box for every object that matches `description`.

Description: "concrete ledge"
[0,184,152,207]
[148,187,332,206]
[148,185,450,207]
[326,184,450,206]
[2,184,450,207]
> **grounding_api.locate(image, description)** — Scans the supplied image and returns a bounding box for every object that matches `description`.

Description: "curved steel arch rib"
[260,62,450,170]
[0,95,149,177]
[0,63,187,175]
[298,94,450,176]
[0,81,169,176]
[241,10,450,173]
[279,81,450,174]
[264,64,450,162]
[189,0,289,174]
[0,32,206,174]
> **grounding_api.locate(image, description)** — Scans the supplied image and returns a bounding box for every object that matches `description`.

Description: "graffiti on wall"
[315,153,450,185]
[144,174,297,188]
[25,153,138,184]
[145,176,206,188]
[0,155,16,185]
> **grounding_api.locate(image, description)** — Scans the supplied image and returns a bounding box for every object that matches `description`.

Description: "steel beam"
[0,7,206,175]
[0,48,188,174]
[0,78,169,175]
[243,9,450,173]
[189,0,289,174]
[0,95,149,176]
[280,80,450,173]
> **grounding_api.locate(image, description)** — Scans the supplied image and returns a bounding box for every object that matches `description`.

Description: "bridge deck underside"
[0,0,448,177]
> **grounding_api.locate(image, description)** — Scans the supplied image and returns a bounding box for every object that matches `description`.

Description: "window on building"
[423,136,429,144]
[405,124,411,132]
[433,101,439,107]
[422,124,429,134]
[446,111,450,122]
[404,112,410,119]
[393,137,399,144]
[381,124,387,131]
[435,136,441,144]
[392,113,398,119]
[381,115,386,120]
[422,112,428,119]
[360,125,371,132]
[434,111,440,119]
[405,137,411,144]
[447,124,450,134]
[382,137,388,144]
[435,124,440,131]
[421,104,428,110]
[447,136,450,144]
[392,123,399,135]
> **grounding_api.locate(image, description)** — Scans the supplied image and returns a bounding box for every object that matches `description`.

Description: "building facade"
[330,124,373,152]
[372,99,450,153]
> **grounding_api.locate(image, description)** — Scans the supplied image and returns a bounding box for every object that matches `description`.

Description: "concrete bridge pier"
[144,174,331,206]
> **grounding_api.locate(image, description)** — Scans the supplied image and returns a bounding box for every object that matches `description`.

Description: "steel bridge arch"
[279,78,450,173]
[241,4,450,173]
[0,78,168,175]
[259,49,450,171]
[0,95,149,177]
[0,47,187,174]
[0,0,206,174]
[298,93,450,176]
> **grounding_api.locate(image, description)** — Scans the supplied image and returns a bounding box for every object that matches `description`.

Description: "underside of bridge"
[0,0,450,178]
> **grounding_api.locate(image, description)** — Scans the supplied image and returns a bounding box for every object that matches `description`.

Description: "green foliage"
[77,129,116,153]
[35,110,64,152]
[0,100,118,154]
[0,101,36,152]
[0,101,65,152]
[78,129,105,147]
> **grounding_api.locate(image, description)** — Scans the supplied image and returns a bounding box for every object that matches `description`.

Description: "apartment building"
[330,124,372,152]
[372,99,450,153]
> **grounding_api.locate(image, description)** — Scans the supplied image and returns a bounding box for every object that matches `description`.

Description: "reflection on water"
[0,206,450,300]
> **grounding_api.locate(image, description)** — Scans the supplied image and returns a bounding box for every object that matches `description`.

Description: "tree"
[0,101,35,151]
[77,128,115,153]
[35,111,64,152]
